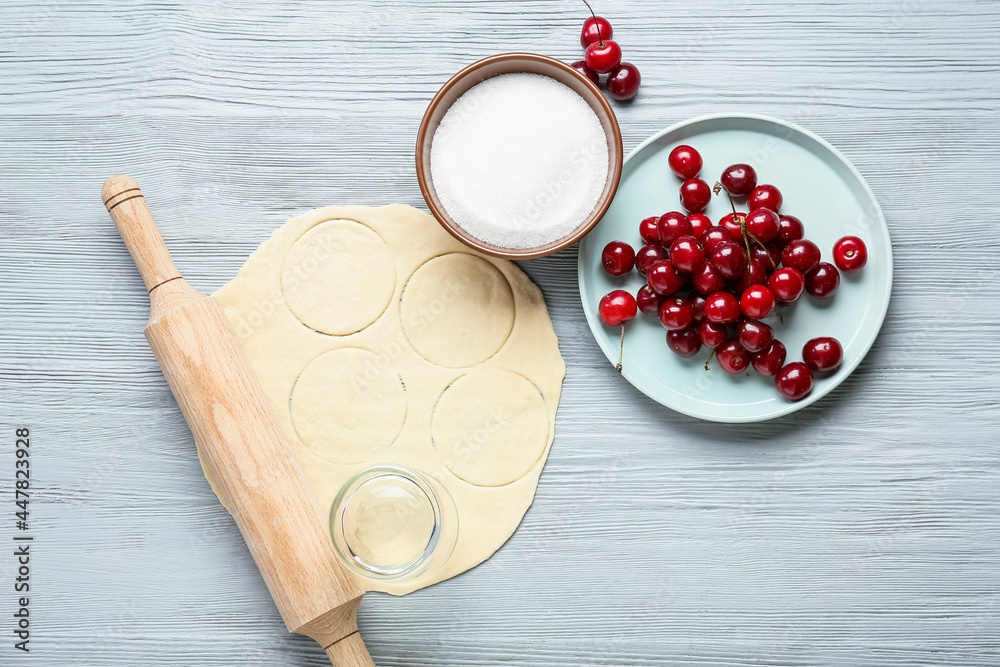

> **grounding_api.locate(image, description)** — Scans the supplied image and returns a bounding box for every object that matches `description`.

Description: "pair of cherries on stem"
[573,1,640,101]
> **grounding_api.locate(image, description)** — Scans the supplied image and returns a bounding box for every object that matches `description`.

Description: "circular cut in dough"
[432,370,549,487]
[282,219,396,335]
[400,253,515,368]
[291,348,407,464]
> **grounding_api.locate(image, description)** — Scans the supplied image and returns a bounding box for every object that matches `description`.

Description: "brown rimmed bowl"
[416,53,624,260]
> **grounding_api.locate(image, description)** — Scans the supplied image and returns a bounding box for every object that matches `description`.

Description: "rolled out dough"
[207,204,565,595]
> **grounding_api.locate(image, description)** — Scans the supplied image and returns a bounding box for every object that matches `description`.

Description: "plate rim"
[577,112,893,423]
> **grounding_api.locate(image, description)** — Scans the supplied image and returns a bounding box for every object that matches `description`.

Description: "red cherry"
[745,208,779,243]
[749,244,770,268]
[767,267,805,303]
[732,259,767,293]
[668,145,702,179]
[720,163,758,197]
[803,336,843,372]
[600,287,637,374]
[777,215,804,244]
[745,258,769,286]
[669,235,706,273]
[704,291,740,324]
[606,63,641,101]
[749,244,781,272]
[719,212,747,242]
[775,362,813,401]
[679,178,712,213]
[667,327,702,358]
[580,15,612,48]
[833,236,867,273]
[737,318,774,353]
[717,340,750,374]
[570,60,599,85]
[635,284,663,317]
[749,184,783,212]
[699,225,732,251]
[698,320,729,349]
[709,240,749,280]
[659,297,694,331]
[598,289,637,326]
[639,216,660,244]
[781,239,821,274]
[687,213,712,239]
[647,259,685,296]
[657,211,692,246]
[763,242,784,270]
[585,39,622,74]
[635,243,666,274]
[751,340,787,377]
[805,262,840,299]
[740,285,776,319]
[689,293,707,323]
[692,261,727,295]
[601,240,635,276]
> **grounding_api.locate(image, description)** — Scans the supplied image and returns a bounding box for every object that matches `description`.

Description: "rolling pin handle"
[325,631,377,667]
[102,175,182,292]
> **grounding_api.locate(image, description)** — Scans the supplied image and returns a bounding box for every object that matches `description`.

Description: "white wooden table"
[3,1,1000,665]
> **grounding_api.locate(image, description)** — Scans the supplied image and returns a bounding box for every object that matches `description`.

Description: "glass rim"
[329,464,445,581]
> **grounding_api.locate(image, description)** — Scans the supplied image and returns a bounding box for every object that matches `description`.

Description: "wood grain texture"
[2,0,1000,665]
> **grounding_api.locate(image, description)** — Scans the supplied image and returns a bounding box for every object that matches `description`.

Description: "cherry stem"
[582,0,604,47]
[747,228,776,268]
[713,181,775,268]
[615,324,624,373]
[704,349,715,371]
[714,181,738,216]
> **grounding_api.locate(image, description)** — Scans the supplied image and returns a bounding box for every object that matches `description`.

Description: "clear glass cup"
[329,465,457,582]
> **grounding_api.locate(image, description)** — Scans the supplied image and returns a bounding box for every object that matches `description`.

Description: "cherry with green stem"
[580,0,612,47]
[599,289,636,373]
[582,0,622,74]
[714,181,775,269]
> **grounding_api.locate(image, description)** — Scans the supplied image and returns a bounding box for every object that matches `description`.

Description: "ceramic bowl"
[416,52,623,259]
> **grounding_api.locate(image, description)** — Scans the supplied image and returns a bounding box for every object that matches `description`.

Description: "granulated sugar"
[430,73,609,249]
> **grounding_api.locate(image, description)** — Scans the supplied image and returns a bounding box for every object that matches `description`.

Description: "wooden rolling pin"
[102,175,374,667]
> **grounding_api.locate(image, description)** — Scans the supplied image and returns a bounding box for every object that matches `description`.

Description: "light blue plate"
[578,113,892,423]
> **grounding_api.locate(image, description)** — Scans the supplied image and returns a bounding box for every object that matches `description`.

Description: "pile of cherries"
[571,1,641,102]
[597,145,868,401]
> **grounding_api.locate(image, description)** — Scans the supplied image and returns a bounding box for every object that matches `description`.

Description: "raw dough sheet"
[204,205,565,594]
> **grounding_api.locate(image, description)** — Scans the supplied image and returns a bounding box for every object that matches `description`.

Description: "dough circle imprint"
[432,370,549,487]
[208,204,565,595]
[290,347,407,465]
[401,253,515,368]
[281,219,396,336]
